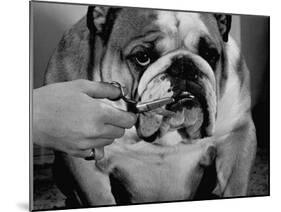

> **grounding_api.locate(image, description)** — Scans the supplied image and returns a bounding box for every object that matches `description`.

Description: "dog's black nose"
[168,56,199,80]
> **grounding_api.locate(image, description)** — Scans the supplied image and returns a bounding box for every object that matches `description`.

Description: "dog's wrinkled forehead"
[109,9,222,52]
[156,11,208,52]
[108,8,158,50]
[155,11,224,53]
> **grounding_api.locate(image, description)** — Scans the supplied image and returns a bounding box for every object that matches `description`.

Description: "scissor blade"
[136,97,175,112]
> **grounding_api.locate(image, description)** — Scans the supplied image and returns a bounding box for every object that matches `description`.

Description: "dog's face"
[89,7,231,142]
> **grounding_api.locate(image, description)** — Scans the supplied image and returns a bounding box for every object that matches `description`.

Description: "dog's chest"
[96,142,204,202]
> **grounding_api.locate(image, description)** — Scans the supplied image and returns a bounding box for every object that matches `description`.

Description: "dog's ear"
[87,6,109,34]
[87,6,120,42]
[214,14,232,42]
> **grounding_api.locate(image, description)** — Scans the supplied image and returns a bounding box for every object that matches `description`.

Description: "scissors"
[110,81,178,113]
[85,81,194,161]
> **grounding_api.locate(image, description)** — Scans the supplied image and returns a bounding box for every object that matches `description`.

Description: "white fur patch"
[156,11,209,53]
[155,130,183,146]
[214,37,248,137]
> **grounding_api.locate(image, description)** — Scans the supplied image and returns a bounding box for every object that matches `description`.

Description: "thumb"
[74,79,127,100]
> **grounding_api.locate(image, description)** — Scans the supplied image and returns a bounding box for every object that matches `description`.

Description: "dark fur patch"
[214,14,232,42]
[86,7,121,80]
[236,54,248,90]
[194,161,218,200]
[218,48,228,98]
[102,8,122,44]
[199,14,229,99]
[109,168,132,204]
[86,7,95,80]
[199,14,224,48]
[107,8,158,51]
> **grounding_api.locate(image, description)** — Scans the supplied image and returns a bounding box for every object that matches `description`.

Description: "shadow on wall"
[33,2,87,88]
[240,16,269,107]
[240,16,269,149]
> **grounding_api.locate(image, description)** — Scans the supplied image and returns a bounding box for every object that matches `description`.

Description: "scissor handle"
[110,81,126,98]
[110,81,137,104]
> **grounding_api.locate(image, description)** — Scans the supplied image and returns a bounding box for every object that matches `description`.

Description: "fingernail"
[130,113,138,122]
[121,86,128,96]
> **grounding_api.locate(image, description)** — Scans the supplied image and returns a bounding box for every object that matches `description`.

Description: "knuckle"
[82,121,101,138]
[95,103,109,119]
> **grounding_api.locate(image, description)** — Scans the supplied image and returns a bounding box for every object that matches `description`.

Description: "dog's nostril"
[168,57,198,80]
[168,61,183,77]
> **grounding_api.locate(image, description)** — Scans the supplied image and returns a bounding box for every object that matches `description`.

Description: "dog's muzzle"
[136,50,217,142]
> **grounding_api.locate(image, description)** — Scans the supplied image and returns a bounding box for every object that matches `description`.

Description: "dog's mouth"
[136,75,210,142]
[167,91,196,111]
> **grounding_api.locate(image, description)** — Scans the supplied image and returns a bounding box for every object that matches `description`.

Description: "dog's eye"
[200,47,220,69]
[134,51,151,66]
[207,48,219,61]
[198,38,220,69]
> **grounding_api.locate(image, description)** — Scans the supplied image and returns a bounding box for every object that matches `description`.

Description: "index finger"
[74,80,127,100]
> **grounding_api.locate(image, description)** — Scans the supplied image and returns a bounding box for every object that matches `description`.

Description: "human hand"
[33,79,137,158]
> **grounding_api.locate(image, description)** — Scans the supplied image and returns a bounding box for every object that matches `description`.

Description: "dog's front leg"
[214,117,257,197]
[54,153,116,206]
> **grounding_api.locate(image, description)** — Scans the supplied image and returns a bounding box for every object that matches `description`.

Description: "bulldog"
[45,6,256,206]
